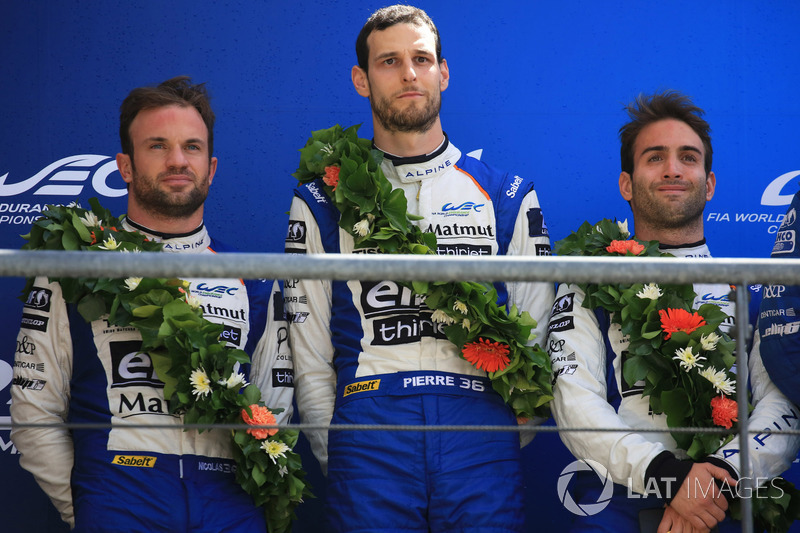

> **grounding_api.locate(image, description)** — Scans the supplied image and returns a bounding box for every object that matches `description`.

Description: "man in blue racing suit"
[10,76,293,532]
[548,91,800,532]
[759,190,800,409]
[284,5,554,532]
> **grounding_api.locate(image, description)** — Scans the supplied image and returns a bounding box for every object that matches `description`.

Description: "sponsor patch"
[286,220,306,244]
[548,316,574,334]
[220,325,242,347]
[110,340,162,388]
[527,208,549,237]
[343,379,381,396]
[20,313,48,332]
[23,287,52,312]
[272,368,294,387]
[14,360,45,372]
[551,293,574,316]
[436,243,491,255]
[771,230,796,255]
[12,376,46,390]
[15,335,36,356]
[535,244,552,256]
[112,455,157,468]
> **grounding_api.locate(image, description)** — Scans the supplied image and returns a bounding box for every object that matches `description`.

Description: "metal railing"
[5,250,800,532]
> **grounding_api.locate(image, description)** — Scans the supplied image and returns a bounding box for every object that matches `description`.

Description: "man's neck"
[634,221,705,246]
[372,118,445,158]
[125,204,204,235]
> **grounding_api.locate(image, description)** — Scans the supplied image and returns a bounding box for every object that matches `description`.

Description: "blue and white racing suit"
[760,190,800,408]
[549,240,799,531]
[285,136,554,532]
[11,220,293,532]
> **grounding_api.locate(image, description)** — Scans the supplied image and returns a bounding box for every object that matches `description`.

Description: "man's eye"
[648,155,662,162]
[186,145,200,151]
[415,56,429,63]
[151,144,165,150]
[384,58,395,65]
[682,154,698,162]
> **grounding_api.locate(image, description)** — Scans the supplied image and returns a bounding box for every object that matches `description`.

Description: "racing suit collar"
[656,238,711,259]
[377,133,462,184]
[122,217,211,252]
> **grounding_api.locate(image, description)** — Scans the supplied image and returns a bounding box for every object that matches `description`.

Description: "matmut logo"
[0,155,127,198]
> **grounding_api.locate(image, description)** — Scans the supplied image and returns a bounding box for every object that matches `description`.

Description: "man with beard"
[10,76,293,531]
[284,5,554,532]
[547,91,799,532]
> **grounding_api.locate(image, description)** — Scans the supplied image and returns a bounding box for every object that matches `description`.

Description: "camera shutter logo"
[557,459,614,516]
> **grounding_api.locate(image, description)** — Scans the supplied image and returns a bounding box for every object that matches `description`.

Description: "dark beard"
[370,89,441,134]
[129,168,209,218]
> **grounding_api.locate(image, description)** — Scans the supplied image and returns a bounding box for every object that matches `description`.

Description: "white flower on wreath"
[80,212,101,228]
[185,294,202,310]
[699,367,735,395]
[218,372,248,390]
[353,219,371,237]
[124,277,143,291]
[700,332,721,351]
[431,309,456,325]
[261,439,291,464]
[278,465,289,477]
[190,368,212,398]
[99,235,119,250]
[617,219,630,238]
[461,318,471,330]
[673,347,706,371]
[636,283,662,300]
[453,300,468,315]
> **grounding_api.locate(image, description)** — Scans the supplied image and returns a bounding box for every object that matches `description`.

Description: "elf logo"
[0,155,127,197]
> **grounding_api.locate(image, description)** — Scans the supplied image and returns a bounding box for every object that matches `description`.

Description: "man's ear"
[208,157,218,186]
[705,171,716,201]
[352,65,370,97]
[619,171,633,201]
[116,153,133,184]
[439,58,449,92]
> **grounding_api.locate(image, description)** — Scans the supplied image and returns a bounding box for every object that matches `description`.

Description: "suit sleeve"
[10,278,75,527]
[248,279,294,425]
[711,330,800,480]
[548,283,669,493]
[504,188,554,347]
[284,196,335,474]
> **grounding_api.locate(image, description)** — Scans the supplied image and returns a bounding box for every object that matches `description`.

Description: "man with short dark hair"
[285,5,554,532]
[548,90,799,532]
[11,76,293,531]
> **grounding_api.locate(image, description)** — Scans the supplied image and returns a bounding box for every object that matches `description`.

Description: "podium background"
[2,1,799,530]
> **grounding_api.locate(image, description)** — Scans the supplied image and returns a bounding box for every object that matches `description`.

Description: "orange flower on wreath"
[710,395,738,429]
[462,338,511,373]
[605,239,645,255]
[323,165,340,190]
[659,308,706,339]
[241,404,278,440]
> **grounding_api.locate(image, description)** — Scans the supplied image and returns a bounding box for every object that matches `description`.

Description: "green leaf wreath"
[292,124,553,419]
[555,218,800,531]
[19,198,311,533]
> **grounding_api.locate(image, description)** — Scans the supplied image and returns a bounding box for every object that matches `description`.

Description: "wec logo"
[0,155,127,197]
[762,171,800,206]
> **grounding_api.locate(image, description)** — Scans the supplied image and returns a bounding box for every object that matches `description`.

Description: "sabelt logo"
[0,155,126,198]
[343,379,381,396]
[112,455,157,468]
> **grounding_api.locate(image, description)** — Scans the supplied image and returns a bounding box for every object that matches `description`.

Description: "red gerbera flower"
[710,395,738,429]
[90,231,97,245]
[241,404,278,440]
[605,239,645,255]
[462,338,511,373]
[659,308,706,339]
[323,165,340,190]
